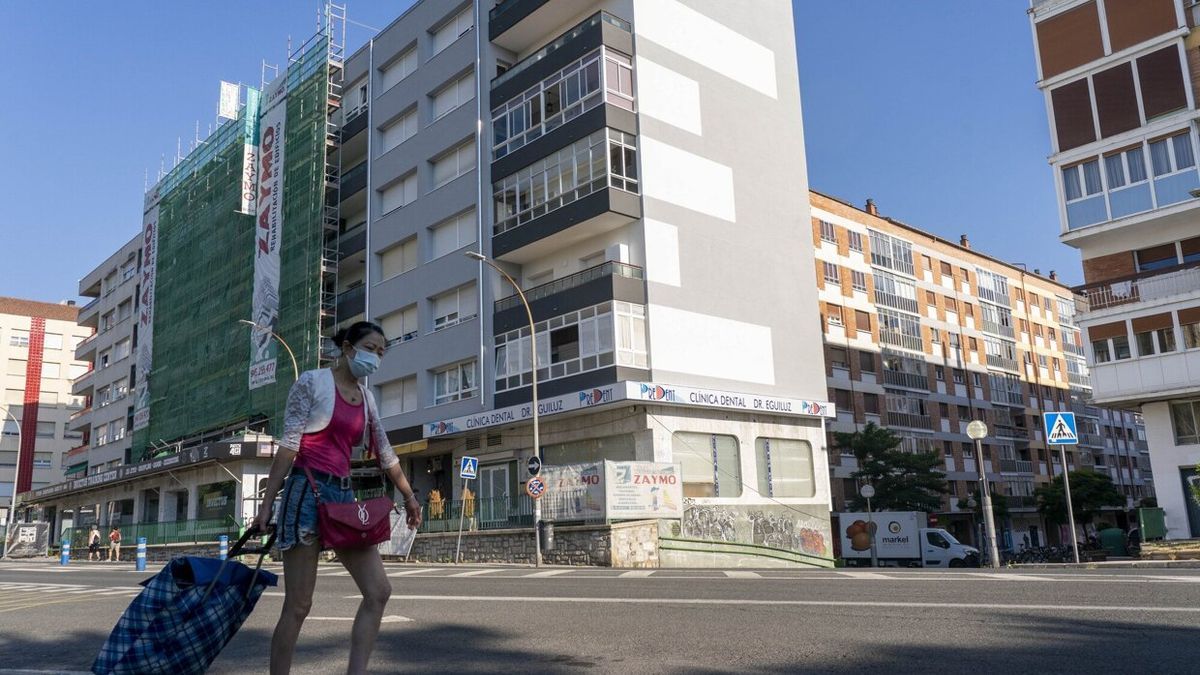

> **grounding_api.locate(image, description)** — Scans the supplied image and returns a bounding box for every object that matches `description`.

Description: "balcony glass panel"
[1152,168,1200,207]
[1066,194,1108,230]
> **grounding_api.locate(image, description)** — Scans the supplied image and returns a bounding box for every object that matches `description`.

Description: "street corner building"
[1029,0,1200,538]
[19,1,839,568]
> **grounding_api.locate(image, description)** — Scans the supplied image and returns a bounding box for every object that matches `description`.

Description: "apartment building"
[811,192,1150,548]
[1030,0,1200,537]
[1,297,89,528]
[332,0,834,561]
[66,234,141,480]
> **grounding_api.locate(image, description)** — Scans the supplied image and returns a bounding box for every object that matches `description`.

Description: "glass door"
[479,464,510,525]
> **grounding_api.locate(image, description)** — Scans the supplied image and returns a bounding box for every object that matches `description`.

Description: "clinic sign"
[424,382,834,438]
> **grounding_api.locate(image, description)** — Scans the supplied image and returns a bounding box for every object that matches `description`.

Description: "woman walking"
[253,321,421,675]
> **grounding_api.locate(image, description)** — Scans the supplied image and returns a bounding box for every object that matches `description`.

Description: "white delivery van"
[837,511,979,568]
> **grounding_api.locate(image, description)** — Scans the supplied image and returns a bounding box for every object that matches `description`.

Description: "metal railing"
[1062,342,1086,357]
[78,297,101,315]
[491,10,631,88]
[881,369,928,391]
[1007,495,1037,509]
[999,459,1034,473]
[495,261,643,313]
[986,354,1020,372]
[71,368,95,387]
[75,332,99,354]
[879,330,923,352]
[873,289,919,314]
[1068,372,1092,387]
[885,411,933,430]
[1078,263,1200,312]
[61,518,241,550]
[981,319,1015,338]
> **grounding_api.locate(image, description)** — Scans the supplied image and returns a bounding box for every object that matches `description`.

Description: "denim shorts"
[275,472,355,551]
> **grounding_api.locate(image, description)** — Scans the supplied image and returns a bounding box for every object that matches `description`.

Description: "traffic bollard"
[136,537,146,572]
[60,540,71,566]
[219,535,229,561]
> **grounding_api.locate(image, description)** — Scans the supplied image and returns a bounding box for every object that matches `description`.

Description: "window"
[851,270,867,292]
[97,385,111,407]
[7,359,27,376]
[379,109,417,155]
[859,350,876,372]
[379,46,417,92]
[1062,158,1103,202]
[1103,146,1148,189]
[873,269,918,313]
[9,329,29,348]
[869,230,915,275]
[819,220,837,243]
[1136,244,1178,272]
[431,7,473,57]
[431,139,476,188]
[431,285,478,331]
[493,128,637,235]
[432,71,475,120]
[44,333,63,350]
[755,438,815,498]
[429,210,476,260]
[40,362,60,379]
[358,84,368,109]
[379,237,418,280]
[953,369,965,384]
[379,376,418,416]
[114,338,131,361]
[433,360,477,404]
[973,372,982,387]
[1135,327,1175,355]
[492,47,631,159]
[117,300,132,322]
[380,305,418,345]
[380,173,417,214]
[1170,400,1200,445]
[829,347,848,369]
[36,421,55,438]
[863,393,880,414]
[494,301,637,392]
[825,304,843,328]
[673,431,741,498]
[823,261,840,284]
[935,366,944,381]
[1181,311,1200,349]
[877,307,923,352]
[834,389,851,410]
[101,311,115,332]
[939,260,953,278]
[113,377,129,398]
[848,231,863,252]
[854,310,871,333]
[120,259,137,282]
[1149,132,1195,177]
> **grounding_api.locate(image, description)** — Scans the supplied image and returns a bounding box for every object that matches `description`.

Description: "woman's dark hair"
[332,321,387,351]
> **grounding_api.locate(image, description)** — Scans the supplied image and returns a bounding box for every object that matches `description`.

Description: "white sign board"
[249,85,286,390]
[218,81,240,120]
[605,461,683,519]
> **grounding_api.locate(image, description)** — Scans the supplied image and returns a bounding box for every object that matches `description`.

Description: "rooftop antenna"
[144,168,149,191]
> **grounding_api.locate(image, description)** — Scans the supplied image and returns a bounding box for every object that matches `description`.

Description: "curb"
[1016,560,1200,569]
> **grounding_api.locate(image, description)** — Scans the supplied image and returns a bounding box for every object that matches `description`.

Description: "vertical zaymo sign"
[132,189,160,431]
[250,81,286,390]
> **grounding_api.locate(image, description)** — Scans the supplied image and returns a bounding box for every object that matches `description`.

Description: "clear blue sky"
[0,1,1072,304]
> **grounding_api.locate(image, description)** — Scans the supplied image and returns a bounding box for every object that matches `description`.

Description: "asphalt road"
[1,559,1198,674]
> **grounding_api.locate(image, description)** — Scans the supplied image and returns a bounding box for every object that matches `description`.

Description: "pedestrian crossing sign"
[460,456,478,479]
[1043,412,1078,445]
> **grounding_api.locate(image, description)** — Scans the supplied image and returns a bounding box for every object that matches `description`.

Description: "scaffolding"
[131,12,345,458]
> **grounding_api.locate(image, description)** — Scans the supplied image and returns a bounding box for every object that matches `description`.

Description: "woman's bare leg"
[336,546,392,675]
[270,542,319,675]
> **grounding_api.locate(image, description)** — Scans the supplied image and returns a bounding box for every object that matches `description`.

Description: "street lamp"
[238,319,299,383]
[465,250,542,567]
[967,420,1001,569]
[1,406,23,559]
[860,483,877,568]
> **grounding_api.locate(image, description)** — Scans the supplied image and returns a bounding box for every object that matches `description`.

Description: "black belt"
[292,467,352,490]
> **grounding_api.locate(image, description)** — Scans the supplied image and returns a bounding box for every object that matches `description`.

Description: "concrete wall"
[1143,401,1200,538]
[404,519,659,566]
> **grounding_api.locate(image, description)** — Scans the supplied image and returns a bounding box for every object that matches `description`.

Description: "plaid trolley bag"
[92,529,278,675]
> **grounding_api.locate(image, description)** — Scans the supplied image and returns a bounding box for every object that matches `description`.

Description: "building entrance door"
[1181,468,1200,537]
[479,464,509,525]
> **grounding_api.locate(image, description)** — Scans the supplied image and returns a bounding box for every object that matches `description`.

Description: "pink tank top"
[294,388,365,478]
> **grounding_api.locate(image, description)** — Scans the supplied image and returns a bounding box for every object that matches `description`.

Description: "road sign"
[1043,412,1078,445]
[527,456,542,476]
[459,456,479,479]
[525,476,547,499]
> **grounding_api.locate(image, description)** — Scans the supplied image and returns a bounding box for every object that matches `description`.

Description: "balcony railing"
[491,11,630,89]
[72,368,95,387]
[881,369,929,391]
[1078,432,1104,448]
[886,411,933,430]
[1068,372,1091,387]
[75,332,99,354]
[1007,495,1037,509]
[78,297,101,315]
[495,261,643,313]
[986,354,1020,372]
[1078,263,1200,312]
[879,330,923,352]
[68,407,92,422]
[999,459,1034,474]
[981,319,1015,339]
[65,444,89,460]
[994,425,1030,440]
[873,289,919,314]
[1062,342,1086,357]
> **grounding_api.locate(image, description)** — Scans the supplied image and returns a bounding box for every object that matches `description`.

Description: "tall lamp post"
[238,319,299,383]
[465,251,542,567]
[967,420,1001,569]
[860,483,877,568]
[2,406,24,559]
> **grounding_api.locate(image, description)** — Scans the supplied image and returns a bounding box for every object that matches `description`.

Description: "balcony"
[335,285,365,325]
[489,1,618,55]
[880,368,928,391]
[340,104,368,142]
[1078,263,1200,314]
[74,331,99,361]
[981,319,1015,339]
[994,425,1030,441]
[999,459,1034,474]
[886,411,933,430]
[986,354,1020,372]
[493,261,645,332]
[873,289,919,314]
[70,368,95,396]
[340,161,367,200]
[1068,371,1092,387]
[1062,341,1086,357]
[1088,346,1200,406]
[879,330,923,353]
[1077,432,1105,448]
[1007,495,1037,510]
[77,296,101,328]
[337,224,366,261]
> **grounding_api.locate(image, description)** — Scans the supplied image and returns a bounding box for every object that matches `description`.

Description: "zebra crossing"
[0,581,144,613]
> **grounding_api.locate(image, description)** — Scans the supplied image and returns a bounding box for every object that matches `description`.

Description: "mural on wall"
[677,499,831,558]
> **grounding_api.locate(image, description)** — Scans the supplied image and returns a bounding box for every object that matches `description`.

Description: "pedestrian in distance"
[88,525,102,561]
[253,321,421,675]
[107,526,121,561]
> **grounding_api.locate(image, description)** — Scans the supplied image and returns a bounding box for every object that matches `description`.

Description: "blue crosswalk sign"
[1043,412,1078,445]
[459,456,479,479]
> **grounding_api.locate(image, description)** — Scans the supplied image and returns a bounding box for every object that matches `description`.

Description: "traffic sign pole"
[1044,412,1081,564]
[455,477,468,565]
[1061,445,1081,564]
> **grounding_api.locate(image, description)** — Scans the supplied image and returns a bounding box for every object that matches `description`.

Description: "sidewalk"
[1016,559,1200,569]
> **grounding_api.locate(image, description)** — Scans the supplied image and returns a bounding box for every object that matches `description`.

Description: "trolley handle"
[228,526,277,558]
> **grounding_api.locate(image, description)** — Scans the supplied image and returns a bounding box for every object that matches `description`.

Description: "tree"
[835,422,948,513]
[1035,470,1124,527]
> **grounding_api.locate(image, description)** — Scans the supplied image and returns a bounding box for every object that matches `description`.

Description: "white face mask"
[348,346,381,378]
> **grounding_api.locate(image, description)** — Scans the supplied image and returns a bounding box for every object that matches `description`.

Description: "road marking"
[387,568,437,577]
[308,615,412,622]
[385,595,1200,613]
[835,571,892,579]
[263,591,286,597]
[619,570,656,578]
[723,571,761,578]
[523,570,573,578]
[449,569,507,577]
[972,573,1054,581]
[1146,575,1200,583]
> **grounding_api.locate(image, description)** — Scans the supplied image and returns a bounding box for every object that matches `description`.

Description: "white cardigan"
[278,368,399,470]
